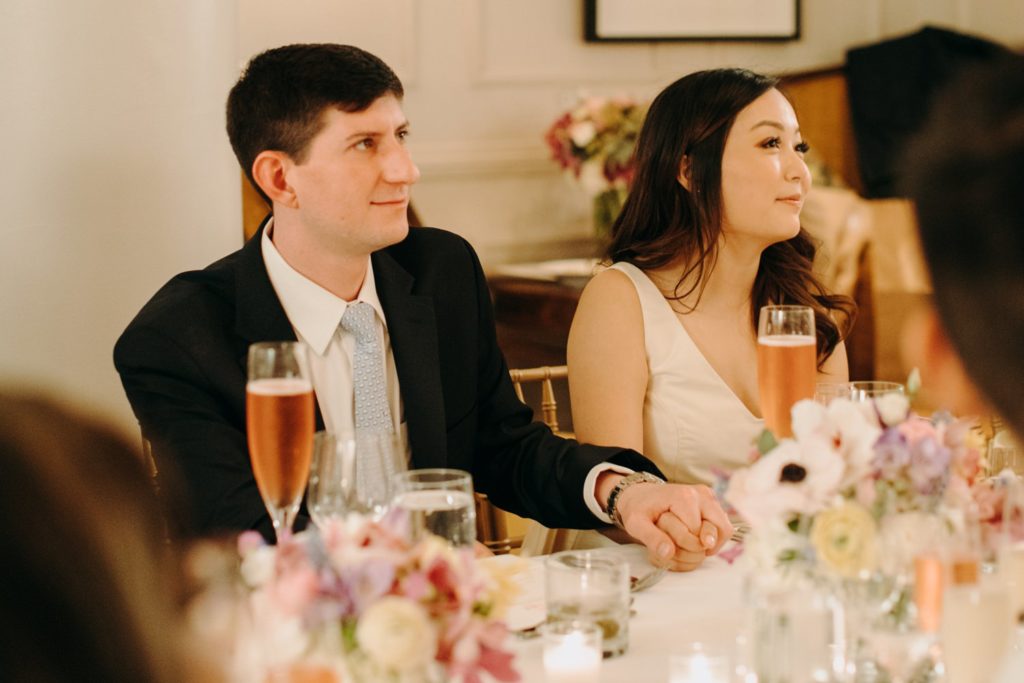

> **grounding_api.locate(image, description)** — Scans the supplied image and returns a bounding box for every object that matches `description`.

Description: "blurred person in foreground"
[901,53,1024,441]
[114,43,732,571]
[0,391,190,682]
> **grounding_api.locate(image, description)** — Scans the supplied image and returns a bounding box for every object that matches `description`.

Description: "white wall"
[0,0,240,430]
[2,0,1022,428]
[240,0,1024,263]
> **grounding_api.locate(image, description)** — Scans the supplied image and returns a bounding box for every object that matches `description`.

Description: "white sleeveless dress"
[608,261,764,485]
[572,262,764,549]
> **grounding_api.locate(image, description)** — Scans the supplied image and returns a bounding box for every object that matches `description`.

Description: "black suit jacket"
[115,224,661,539]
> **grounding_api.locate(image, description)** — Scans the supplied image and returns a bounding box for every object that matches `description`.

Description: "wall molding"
[411,137,555,178]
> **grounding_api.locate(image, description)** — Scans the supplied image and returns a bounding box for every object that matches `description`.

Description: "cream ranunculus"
[810,503,877,578]
[356,596,437,673]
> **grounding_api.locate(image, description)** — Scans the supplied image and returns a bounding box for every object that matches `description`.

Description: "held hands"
[615,482,733,572]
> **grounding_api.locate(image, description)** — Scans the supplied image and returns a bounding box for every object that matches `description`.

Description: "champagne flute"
[757,305,816,438]
[246,341,315,543]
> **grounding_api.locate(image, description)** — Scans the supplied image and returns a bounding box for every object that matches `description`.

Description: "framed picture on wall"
[584,0,800,42]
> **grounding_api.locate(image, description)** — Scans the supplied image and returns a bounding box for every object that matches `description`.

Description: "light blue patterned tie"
[340,302,394,434]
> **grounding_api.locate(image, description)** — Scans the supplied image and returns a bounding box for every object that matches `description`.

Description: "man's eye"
[354,138,375,151]
[397,129,410,142]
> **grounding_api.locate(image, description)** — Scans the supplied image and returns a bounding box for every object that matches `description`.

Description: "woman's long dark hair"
[608,68,855,366]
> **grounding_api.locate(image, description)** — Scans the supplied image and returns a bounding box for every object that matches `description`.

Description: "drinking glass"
[351,430,406,519]
[941,574,1015,683]
[814,381,850,405]
[846,381,904,403]
[246,341,315,543]
[391,468,477,548]
[545,550,630,658]
[307,431,357,528]
[757,305,816,438]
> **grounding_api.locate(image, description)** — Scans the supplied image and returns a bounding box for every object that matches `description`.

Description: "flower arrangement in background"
[545,95,646,237]
[723,395,995,580]
[187,513,520,683]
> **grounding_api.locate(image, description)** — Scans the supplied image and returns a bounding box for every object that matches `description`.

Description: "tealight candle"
[541,620,602,683]
[669,644,732,683]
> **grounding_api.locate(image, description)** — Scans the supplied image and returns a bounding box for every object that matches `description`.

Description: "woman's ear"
[677,155,691,192]
[252,151,299,209]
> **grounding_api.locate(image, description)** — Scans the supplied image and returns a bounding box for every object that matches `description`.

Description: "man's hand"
[615,482,733,572]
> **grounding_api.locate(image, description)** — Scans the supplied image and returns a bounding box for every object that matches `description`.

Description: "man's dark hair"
[226,43,404,204]
[903,53,1024,435]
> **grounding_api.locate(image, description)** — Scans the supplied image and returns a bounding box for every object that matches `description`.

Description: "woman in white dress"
[568,69,854,547]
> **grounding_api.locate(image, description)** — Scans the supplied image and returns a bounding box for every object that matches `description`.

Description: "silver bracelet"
[606,471,664,529]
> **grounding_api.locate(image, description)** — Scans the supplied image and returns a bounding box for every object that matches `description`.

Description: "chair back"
[475,365,579,555]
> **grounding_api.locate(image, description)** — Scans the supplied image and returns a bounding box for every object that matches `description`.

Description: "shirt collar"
[261,218,387,356]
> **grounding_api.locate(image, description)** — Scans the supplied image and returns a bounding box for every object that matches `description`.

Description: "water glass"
[307,431,357,528]
[545,550,630,658]
[757,305,816,438]
[941,575,1015,683]
[540,620,602,683]
[847,381,904,403]
[815,381,849,405]
[391,468,477,547]
[352,431,406,519]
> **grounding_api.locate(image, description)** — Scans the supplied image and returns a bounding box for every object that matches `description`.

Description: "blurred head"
[0,392,186,682]
[610,68,851,364]
[227,43,406,205]
[903,54,1024,432]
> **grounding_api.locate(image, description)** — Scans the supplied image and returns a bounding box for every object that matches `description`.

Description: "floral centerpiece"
[723,395,991,581]
[545,95,646,237]
[186,513,520,683]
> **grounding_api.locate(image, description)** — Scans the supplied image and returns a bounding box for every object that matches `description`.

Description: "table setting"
[194,311,1024,683]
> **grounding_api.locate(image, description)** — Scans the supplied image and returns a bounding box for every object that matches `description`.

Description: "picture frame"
[584,0,801,43]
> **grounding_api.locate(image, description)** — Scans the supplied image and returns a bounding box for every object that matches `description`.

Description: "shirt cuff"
[583,463,634,524]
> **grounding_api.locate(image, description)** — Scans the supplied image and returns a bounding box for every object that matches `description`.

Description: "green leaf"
[756,428,779,455]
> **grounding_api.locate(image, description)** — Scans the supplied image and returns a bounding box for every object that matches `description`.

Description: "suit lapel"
[372,249,447,468]
[233,220,326,432]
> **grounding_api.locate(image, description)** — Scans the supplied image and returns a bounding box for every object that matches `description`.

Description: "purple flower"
[871,428,911,475]
[908,437,951,495]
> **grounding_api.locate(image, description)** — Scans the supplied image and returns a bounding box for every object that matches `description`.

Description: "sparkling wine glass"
[757,305,816,438]
[246,341,315,543]
[391,468,477,548]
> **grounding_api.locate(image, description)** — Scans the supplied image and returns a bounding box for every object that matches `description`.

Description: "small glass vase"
[742,569,847,683]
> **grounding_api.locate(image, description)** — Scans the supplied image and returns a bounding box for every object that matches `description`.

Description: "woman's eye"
[761,137,781,149]
[795,141,810,154]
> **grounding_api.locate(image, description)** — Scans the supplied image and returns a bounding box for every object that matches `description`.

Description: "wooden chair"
[474,365,581,555]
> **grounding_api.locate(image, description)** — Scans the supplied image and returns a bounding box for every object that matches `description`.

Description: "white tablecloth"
[507,547,746,682]
[504,545,1024,683]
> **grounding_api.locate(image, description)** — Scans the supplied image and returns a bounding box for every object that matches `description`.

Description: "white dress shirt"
[261,219,619,522]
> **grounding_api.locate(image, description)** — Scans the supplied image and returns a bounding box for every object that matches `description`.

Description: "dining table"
[503,545,749,682]
[502,543,1024,683]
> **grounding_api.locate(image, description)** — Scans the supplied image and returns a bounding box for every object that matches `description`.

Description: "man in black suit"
[115,44,731,570]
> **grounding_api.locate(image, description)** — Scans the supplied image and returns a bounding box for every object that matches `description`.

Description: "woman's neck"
[652,235,765,316]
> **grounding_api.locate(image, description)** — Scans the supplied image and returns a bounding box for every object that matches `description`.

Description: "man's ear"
[677,155,691,192]
[252,151,299,209]
[901,303,989,416]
